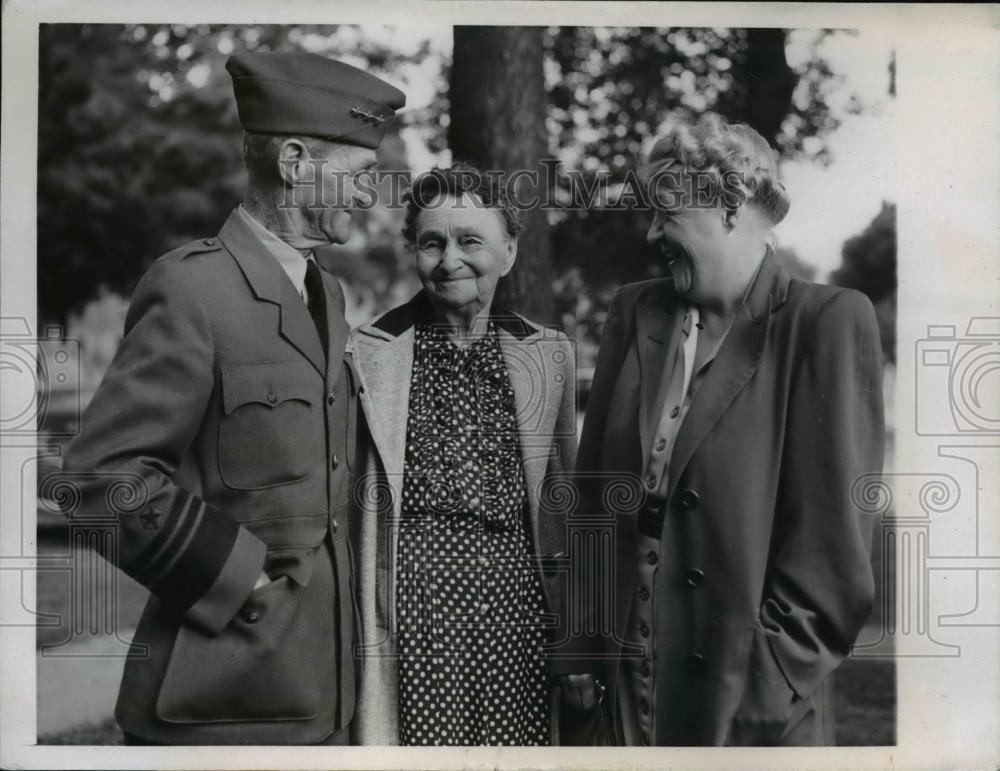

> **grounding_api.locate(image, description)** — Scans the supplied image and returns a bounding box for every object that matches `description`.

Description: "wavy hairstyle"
[639,113,791,225]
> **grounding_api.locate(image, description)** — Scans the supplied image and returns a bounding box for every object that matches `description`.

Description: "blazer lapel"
[353,327,415,486]
[218,210,325,376]
[497,329,555,528]
[666,254,787,501]
[636,303,683,462]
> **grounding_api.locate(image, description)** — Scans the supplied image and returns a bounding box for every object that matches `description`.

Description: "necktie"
[304,259,329,357]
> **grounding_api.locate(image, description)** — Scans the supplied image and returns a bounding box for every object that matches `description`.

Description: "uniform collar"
[237,204,311,296]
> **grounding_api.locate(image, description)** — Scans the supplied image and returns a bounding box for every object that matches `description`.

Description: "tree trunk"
[742,29,797,147]
[449,27,553,323]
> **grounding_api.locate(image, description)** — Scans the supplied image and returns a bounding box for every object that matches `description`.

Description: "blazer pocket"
[218,361,323,490]
[729,619,798,744]
[155,575,324,723]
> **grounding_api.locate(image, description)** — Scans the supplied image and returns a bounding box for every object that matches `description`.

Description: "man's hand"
[559,674,601,711]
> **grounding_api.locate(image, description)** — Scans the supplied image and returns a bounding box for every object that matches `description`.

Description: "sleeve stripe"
[159,507,243,615]
[133,492,195,584]
[144,499,206,591]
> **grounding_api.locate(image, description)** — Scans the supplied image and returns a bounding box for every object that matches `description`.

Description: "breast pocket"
[218,361,323,491]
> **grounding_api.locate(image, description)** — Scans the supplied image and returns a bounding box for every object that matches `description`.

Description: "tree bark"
[742,29,797,147]
[449,27,553,323]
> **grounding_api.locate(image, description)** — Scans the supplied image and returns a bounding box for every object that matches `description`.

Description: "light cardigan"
[348,292,579,745]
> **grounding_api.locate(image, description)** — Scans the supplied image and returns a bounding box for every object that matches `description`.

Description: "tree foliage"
[38,23,890,367]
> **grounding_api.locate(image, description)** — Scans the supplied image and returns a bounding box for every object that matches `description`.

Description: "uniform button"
[266,391,278,404]
[640,698,649,714]
[646,550,658,566]
[327,391,336,406]
[638,586,650,601]
[654,438,666,452]
[639,623,650,638]
[330,519,339,535]
[670,406,680,419]
[685,568,705,588]
[243,609,260,624]
[331,454,340,469]
[687,652,706,671]
[677,489,700,510]
[640,660,650,677]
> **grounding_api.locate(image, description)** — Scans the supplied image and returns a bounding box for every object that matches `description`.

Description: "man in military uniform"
[62,51,405,745]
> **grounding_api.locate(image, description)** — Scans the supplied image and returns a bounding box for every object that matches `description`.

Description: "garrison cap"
[226,51,406,149]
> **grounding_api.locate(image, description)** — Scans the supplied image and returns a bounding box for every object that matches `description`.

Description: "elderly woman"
[349,163,578,746]
[558,113,884,746]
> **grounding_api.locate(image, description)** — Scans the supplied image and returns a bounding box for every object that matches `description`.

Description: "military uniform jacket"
[62,209,361,744]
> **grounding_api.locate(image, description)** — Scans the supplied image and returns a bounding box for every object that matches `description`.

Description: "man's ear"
[500,237,518,277]
[277,138,309,186]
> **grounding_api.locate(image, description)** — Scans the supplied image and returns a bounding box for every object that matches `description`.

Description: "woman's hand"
[558,674,602,711]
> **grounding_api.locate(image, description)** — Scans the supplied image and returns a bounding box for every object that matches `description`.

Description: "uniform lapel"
[665,254,787,501]
[218,210,325,376]
[321,272,351,388]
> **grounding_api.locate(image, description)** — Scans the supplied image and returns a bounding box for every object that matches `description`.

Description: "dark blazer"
[348,292,578,744]
[566,253,884,746]
[61,210,360,744]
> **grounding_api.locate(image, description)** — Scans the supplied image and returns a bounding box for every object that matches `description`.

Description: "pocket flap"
[221,361,317,415]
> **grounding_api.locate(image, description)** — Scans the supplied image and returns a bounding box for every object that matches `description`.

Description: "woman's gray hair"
[639,113,790,225]
[402,162,524,245]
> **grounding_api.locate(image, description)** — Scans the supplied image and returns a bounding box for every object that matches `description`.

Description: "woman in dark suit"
[557,113,884,746]
[349,164,577,745]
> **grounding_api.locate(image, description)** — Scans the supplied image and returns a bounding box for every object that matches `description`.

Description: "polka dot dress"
[396,320,550,746]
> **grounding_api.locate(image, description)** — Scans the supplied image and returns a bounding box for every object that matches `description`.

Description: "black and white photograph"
[1,2,997,769]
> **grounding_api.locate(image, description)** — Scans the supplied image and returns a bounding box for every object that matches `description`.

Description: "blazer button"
[638,586,650,601]
[677,489,700,510]
[646,550,658,566]
[327,391,336,406]
[639,623,650,638]
[331,454,340,469]
[687,652,706,671]
[685,568,705,588]
[266,391,278,404]
[243,608,260,624]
